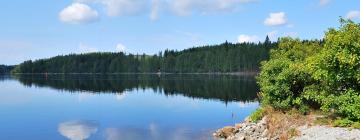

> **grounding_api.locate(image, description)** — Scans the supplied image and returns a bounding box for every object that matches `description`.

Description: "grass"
[249,106,360,140]
[312,114,360,129]
[249,107,265,122]
[248,106,309,139]
[265,107,309,139]
[248,106,326,140]
[353,122,360,129]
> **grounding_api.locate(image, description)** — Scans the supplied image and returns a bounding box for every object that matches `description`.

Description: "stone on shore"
[214,115,360,140]
[214,117,269,140]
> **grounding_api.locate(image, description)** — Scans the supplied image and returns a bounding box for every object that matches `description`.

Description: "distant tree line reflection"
[11,74,259,103]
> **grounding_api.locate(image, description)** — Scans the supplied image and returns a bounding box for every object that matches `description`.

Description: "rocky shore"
[214,116,360,140]
[213,117,269,140]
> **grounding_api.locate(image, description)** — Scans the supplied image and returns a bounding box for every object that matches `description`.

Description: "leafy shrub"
[258,19,360,122]
[306,19,360,121]
[257,38,321,110]
[298,105,310,115]
[333,118,353,127]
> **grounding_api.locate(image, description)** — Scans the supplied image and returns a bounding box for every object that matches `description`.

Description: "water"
[0,74,259,140]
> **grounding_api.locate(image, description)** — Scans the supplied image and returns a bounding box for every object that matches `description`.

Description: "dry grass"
[257,106,359,139]
[261,106,320,140]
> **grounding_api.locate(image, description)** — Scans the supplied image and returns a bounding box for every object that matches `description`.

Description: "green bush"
[333,118,353,127]
[257,38,321,110]
[249,108,265,122]
[298,105,310,115]
[257,19,360,122]
[306,19,360,121]
[352,122,360,129]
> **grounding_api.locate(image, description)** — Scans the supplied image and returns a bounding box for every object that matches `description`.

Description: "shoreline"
[9,72,259,76]
[214,113,360,140]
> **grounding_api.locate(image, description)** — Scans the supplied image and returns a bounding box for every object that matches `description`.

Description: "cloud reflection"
[105,123,213,140]
[238,101,258,108]
[58,120,98,140]
[115,93,126,101]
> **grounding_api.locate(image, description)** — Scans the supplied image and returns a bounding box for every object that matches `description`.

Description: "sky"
[0,0,359,65]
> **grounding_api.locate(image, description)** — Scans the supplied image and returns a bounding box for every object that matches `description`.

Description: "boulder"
[235,123,243,129]
[216,126,236,138]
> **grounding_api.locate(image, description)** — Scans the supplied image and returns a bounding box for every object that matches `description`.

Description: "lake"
[0,74,259,140]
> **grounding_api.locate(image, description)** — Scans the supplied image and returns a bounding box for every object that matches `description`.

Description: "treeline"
[12,37,275,73]
[0,65,15,74]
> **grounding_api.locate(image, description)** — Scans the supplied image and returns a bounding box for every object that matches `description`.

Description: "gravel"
[295,125,360,140]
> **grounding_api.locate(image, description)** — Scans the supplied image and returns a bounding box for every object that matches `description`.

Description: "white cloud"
[170,0,257,16]
[150,0,160,20]
[64,0,256,20]
[346,10,360,20]
[79,42,98,53]
[319,0,330,6]
[264,12,287,26]
[77,0,146,16]
[169,0,195,16]
[116,43,126,52]
[237,34,259,43]
[58,120,98,140]
[59,3,99,24]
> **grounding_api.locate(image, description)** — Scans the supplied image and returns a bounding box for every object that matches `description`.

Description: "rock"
[212,132,218,137]
[214,116,270,140]
[233,133,245,140]
[235,123,243,129]
[259,116,267,125]
[262,129,269,137]
[216,126,236,138]
[244,136,255,140]
[227,135,236,140]
[256,125,265,134]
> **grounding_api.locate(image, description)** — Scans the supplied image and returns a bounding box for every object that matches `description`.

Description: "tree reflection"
[12,74,258,103]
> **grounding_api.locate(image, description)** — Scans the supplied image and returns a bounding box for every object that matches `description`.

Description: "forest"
[11,37,275,73]
[0,65,14,74]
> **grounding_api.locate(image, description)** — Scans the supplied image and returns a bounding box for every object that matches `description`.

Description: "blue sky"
[0,0,359,65]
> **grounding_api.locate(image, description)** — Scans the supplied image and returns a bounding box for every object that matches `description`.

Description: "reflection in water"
[0,74,259,140]
[105,123,213,140]
[11,74,258,103]
[115,94,126,101]
[58,120,98,140]
[0,74,12,81]
[238,102,258,108]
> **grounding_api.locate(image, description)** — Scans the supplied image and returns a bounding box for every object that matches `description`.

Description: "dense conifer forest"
[0,65,14,74]
[12,37,276,73]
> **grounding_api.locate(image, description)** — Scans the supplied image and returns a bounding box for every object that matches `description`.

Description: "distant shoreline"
[10,72,259,76]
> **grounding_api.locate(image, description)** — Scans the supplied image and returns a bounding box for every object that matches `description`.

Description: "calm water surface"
[0,74,259,140]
